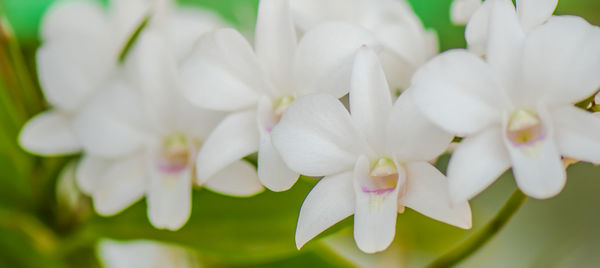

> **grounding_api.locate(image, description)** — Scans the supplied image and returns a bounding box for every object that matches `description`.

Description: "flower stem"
[427,189,527,268]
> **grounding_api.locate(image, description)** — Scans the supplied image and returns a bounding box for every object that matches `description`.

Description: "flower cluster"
[18,0,600,254]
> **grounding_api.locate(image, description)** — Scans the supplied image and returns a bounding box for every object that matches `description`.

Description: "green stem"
[427,189,527,268]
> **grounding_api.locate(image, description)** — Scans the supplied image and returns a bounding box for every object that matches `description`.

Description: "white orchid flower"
[465,0,558,55]
[180,0,378,192]
[18,0,150,156]
[271,47,471,254]
[411,0,600,202]
[74,30,263,230]
[69,3,262,230]
[18,0,223,156]
[290,0,438,93]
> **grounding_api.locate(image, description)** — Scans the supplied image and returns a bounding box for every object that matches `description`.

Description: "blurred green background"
[1,0,600,267]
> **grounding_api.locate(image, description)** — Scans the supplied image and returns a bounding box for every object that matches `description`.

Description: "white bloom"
[272,47,471,253]
[180,0,378,192]
[466,0,558,55]
[18,0,223,156]
[450,0,482,25]
[18,0,148,156]
[411,0,600,202]
[98,239,200,268]
[290,0,438,93]
[73,5,262,230]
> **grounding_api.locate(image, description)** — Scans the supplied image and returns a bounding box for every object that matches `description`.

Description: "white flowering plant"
[1,0,600,266]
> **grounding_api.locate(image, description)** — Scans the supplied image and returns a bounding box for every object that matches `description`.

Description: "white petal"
[516,0,557,31]
[204,160,264,197]
[387,91,453,161]
[271,94,368,177]
[169,7,226,61]
[353,155,399,254]
[133,31,179,128]
[374,24,430,69]
[147,166,192,231]
[72,81,148,158]
[40,0,109,41]
[19,110,81,156]
[296,172,355,249]
[486,0,525,89]
[258,136,300,192]
[180,29,267,111]
[111,0,151,45]
[289,0,362,32]
[521,16,600,107]
[448,126,511,203]
[93,154,146,216]
[410,50,504,136]
[350,47,393,154]
[503,112,565,199]
[254,0,297,92]
[465,0,492,55]
[76,155,109,195]
[400,162,472,229]
[553,106,600,164]
[451,0,482,25]
[36,39,112,111]
[293,22,378,98]
[196,110,260,183]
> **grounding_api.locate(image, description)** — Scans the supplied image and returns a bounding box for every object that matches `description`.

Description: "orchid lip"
[361,157,399,195]
[156,133,193,174]
[506,109,546,147]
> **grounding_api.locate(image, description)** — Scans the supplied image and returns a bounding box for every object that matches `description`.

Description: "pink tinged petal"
[72,82,147,158]
[447,127,511,204]
[40,0,109,41]
[203,160,264,197]
[295,172,355,249]
[254,0,297,92]
[386,91,453,162]
[76,155,110,195]
[451,0,482,25]
[180,29,267,111]
[400,162,472,229]
[258,136,300,192]
[196,110,260,183]
[93,154,146,216]
[147,165,192,231]
[521,16,600,107]
[19,110,81,156]
[353,155,400,253]
[293,22,378,98]
[516,0,557,31]
[350,47,393,154]
[271,94,367,177]
[486,0,525,90]
[410,50,503,136]
[502,111,566,199]
[552,106,600,164]
[465,0,492,55]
